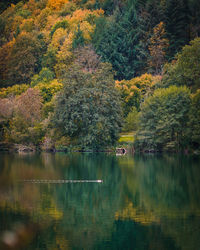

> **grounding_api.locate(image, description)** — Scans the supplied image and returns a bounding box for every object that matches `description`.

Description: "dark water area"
[0,153,200,250]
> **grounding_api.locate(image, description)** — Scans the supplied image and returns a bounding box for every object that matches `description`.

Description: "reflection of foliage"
[115,202,159,225]
[1,153,200,249]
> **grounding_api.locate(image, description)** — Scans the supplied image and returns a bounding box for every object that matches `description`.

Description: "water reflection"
[0,153,200,249]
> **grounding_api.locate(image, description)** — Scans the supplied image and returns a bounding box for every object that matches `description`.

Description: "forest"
[0,0,200,152]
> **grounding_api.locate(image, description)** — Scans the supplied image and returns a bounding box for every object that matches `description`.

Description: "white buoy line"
[21,179,103,184]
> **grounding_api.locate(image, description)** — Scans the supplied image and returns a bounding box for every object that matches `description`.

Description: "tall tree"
[53,63,123,150]
[93,2,147,80]
[148,22,169,74]
[164,0,190,60]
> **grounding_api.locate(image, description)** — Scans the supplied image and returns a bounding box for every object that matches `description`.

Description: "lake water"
[0,152,200,250]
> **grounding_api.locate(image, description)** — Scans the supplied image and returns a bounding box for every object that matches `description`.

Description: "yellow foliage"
[34,7,52,29]
[45,14,60,30]
[47,0,69,11]
[67,8,104,26]
[0,84,29,98]
[56,32,74,63]
[50,27,67,50]
[116,73,160,99]
[11,15,24,33]
[54,63,69,78]
[115,202,159,225]
[79,21,94,40]
[34,79,63,102]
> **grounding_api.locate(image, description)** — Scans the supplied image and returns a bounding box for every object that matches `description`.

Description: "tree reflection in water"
[0,153,200,250]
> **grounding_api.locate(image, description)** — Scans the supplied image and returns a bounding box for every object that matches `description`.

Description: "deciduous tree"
[53,63,122,150]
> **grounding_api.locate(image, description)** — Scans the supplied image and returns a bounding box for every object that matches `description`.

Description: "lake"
[0,152,200,250]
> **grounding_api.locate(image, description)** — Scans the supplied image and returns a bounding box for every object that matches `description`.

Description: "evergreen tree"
[164,0,190,60]
[93,2,147,80]
[72,24,85,49]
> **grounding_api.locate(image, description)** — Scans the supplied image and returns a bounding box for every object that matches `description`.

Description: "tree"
[164,0,190,60]
[16,88,43,125]
[123,107,139,132]
[188,90,200,149]
[161,37,200,92]
[53,63,123,150]
[135,86,191,152]
[72,24,85,49]
[74,45,101,73]
[7,32,47,85]
[93,2,147,80]
[148,22,169,74]
[115,73,159,117]
[8,88,44,144]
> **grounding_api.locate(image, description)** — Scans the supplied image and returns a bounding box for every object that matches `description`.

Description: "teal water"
[0,153,200,250]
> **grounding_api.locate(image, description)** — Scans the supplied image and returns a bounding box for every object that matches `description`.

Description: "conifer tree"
[93,1,147,80]
[164,0,190,60]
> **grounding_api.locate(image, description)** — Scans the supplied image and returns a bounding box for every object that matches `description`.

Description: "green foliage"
[93,0,123,15]
[0,16,5,35]
[42,99,55,117]
[188,90,200,149]
[50,20,69,38]
[53,63,123,150]
[72,24,85,49]
[123,107,139,132]
[115,73,159,117]
[93,3,147,80]
[164,0,190,59]
[58,2,77,16]
[161,38,200,92]
[14,25,20,38]
[135,86,191,152]
[31,68,55,86]
[7,32,47,85]
[34,79,63,103]
[41,48,57,71]
[17,9,31,19]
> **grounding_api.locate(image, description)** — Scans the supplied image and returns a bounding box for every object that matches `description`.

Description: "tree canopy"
[53,63,123,150]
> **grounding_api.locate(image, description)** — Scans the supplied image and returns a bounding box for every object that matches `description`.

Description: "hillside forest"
[0,0,200,152]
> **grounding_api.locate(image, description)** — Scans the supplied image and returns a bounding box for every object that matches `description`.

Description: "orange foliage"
[25,0,37,12]
[67,8,104,26]
[47,0,69,11]
[0,39,16,80]
[148,22,169,73]
[20,18,35,32]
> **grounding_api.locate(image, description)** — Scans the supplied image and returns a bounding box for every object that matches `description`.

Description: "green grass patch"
[118,132,135,143]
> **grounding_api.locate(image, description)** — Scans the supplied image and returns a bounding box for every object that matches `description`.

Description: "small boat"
[116,148,127,155]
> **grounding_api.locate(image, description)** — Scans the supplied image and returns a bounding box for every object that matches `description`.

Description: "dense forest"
[0,0,199,152]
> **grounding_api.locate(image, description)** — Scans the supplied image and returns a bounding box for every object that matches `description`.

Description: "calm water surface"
[0,153,200,250]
